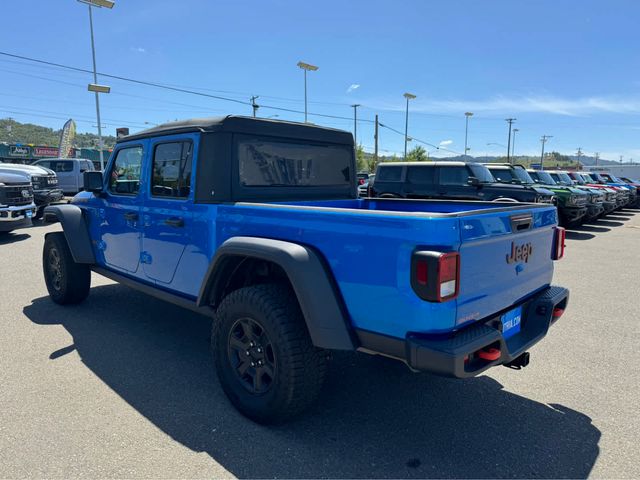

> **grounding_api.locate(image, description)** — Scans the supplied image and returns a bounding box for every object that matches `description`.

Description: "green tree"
[406,145,427,162]
[356,144,368,172]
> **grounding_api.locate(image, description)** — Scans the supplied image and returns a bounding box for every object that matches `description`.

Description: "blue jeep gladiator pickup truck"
[42,116,569,423]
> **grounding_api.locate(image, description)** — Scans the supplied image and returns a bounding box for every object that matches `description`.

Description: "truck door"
[436,165,479,200]
[98,143,146,275]
[141,135,196,285]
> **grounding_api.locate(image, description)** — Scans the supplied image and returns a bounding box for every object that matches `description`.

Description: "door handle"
[123,212,138,221]
[164,217,184,228]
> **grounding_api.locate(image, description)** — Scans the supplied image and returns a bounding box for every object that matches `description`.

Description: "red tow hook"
[552,307,564,319]
[477,347,501,361]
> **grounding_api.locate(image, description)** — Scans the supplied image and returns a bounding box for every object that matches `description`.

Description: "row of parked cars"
[362,162,638,226]
[0,158,94,234]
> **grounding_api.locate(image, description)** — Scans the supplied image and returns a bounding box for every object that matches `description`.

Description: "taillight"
[358,178,365,185]
[552,226,565,260]
[411,251,460,302]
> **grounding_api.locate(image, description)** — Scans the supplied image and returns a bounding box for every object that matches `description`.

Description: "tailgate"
[455,207,556,327]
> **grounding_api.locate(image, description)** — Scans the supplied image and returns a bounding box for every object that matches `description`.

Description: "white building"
[587,164,640,180]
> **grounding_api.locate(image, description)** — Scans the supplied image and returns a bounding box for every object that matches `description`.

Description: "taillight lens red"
[411,251,460,302]
[358,179,365,185]
[553,226,566,260]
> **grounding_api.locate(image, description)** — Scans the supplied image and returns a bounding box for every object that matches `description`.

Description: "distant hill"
[0,118,116,149]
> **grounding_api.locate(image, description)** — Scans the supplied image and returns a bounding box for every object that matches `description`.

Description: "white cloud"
[366,94,640,117]
[439,139,453,146]
[346,84,360,93]
[130,47,146,53]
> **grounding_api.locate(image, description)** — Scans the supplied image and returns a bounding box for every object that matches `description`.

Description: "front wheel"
[43,232,91,304]
[212,284,327,424]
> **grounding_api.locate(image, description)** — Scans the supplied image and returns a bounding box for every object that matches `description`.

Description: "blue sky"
[1,0,639,161]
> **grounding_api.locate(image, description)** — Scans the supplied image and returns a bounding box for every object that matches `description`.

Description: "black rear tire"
[212,284,327,424]
[43,232,91,305]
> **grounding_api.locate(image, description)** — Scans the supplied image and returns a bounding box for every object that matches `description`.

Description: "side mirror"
[467,176,480,186]
[83,170,104,193]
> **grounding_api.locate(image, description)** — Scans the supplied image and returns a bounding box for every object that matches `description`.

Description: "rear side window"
[50,160,74,173]
[238,138,351,187]
[109,146,143,195]
[151,141,193,198]
[438,166,470,185]
[406,166,435,184]
[80,161,93,173]
[376,166,403,182]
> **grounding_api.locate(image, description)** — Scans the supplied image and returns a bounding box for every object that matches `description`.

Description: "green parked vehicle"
[484,164,588,227]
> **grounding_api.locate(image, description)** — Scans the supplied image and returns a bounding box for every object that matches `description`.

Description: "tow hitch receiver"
[504,352,530,370]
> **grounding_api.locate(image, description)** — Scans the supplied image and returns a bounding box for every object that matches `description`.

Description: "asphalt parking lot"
[1,210,639,479]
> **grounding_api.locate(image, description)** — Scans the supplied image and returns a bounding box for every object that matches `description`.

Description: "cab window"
[376,166,403,182]
[151,141,193,198]
[438,166,470,185]
[406,166,435,184]
[109,146,143,195]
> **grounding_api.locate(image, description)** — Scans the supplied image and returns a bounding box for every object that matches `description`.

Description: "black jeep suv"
[370,161,555,204]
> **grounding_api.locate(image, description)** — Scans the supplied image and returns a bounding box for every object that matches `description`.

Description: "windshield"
[530,170,556,185]
[468,163,495,183]
[513,166,535,184]
[554,172,574,185]
[581,173,597,183]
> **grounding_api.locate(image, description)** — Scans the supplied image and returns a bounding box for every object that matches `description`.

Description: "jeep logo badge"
[21,190,30,198]
[506,241,533,264]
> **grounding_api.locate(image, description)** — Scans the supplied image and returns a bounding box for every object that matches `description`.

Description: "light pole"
[78,0,114,171]
[540,135,553,170]
[511,128,519,159]
[505,118,516,164]
[464,112,473,158]
[297,61,318,123]
[403,92,416,160]
[351,104,360,146]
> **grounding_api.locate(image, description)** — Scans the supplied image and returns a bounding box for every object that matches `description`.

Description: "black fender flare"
[43,204,95,264]
[197,236,356,351]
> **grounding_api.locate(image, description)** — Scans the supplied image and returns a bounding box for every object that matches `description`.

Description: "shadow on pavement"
[603,215,630,222]
[592,220,624,227]
[24,285,601,479]
[565,230,596,241]
[0,232,31,245]
[569,224,611,233]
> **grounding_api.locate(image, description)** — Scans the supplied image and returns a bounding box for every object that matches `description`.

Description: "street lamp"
[78,0,114,171]
[511,128,519,159]
[464,112,473,158]
[297,61,318,123]
[403,92,416,160]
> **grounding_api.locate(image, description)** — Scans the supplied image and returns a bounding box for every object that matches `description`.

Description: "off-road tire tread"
[212,283,327,424]
[43,232,91,305]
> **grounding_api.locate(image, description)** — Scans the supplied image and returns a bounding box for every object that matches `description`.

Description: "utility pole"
[512,128,519,159]
[464,112,473,158]
[594,152,600,167]
[540,135,553,170]
[505,118,516,164]
[374,114,379,167]
[620,155,624,164]
[250,95,259,117]
[351,104,360,147]
[575,147,583,167]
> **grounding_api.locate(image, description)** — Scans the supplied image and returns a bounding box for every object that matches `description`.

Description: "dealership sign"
[33,147,60,157]
[9,145,30,157]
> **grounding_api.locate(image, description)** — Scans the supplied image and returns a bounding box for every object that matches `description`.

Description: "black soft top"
[121,115,354,145]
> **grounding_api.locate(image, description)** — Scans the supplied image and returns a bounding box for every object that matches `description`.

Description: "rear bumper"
[357,285,569,379]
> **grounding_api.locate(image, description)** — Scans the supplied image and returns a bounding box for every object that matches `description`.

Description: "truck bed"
[211,198,559,339]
